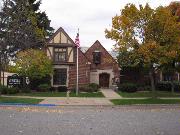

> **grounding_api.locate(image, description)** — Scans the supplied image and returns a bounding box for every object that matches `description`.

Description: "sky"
[40,0,173,51]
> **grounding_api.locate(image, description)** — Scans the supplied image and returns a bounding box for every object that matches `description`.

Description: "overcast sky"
[40,0,174,51]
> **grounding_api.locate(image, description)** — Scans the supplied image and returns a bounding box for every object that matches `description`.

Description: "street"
[0,105,179,135]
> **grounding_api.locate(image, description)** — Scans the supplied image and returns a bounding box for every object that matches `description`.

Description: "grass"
[118,91,180,98]
[111,98,180,105]
[0,97,43,104]
[6,91,105,97]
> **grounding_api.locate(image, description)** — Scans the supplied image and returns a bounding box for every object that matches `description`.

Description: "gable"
[85,40,117,64]
[48,27,74,45]
[85,41,118,70]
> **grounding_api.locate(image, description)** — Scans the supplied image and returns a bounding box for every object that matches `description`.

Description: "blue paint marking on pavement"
[0,103,57,107]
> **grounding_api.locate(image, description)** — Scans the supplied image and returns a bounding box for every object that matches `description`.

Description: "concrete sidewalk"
[39,97,113,105]
[100,88,122,99]
[1,95,113,105]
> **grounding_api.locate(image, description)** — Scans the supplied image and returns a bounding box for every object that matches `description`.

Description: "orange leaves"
[165,50,177,58]
[138,41,161,64]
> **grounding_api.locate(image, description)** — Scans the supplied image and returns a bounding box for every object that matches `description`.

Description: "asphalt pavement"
[0,105,179,135]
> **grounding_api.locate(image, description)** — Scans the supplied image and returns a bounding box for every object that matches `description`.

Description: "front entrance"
[99,73,110,88]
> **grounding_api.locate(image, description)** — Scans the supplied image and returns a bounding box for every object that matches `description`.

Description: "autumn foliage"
[105,3,180,93]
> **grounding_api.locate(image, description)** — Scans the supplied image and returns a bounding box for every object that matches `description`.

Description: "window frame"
[53,68,67,86]
[53,47,67,62]
[93,51,101,64]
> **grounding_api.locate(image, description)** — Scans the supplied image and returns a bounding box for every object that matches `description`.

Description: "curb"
[0,103,57,107]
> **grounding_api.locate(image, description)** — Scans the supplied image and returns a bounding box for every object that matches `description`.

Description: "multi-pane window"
[53,69,67,85]
[54,48,67,62]
[93,51,101,64]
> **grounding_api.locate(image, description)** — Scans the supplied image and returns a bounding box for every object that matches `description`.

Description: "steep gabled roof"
[47,27,76,46]
[85,40,118,64]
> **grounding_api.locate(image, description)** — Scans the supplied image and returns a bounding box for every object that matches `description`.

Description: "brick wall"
[85,40,120,78]
[68,48,90,89]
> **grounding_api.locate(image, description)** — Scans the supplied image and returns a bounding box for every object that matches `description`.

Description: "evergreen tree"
[0,0,54,57]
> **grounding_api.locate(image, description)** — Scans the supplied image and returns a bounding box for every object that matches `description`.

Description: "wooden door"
[99,73,110,88]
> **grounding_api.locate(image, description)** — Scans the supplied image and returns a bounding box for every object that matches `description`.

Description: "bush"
[118,83,138,92]
[0,86,19,95]
[143,85,151,91]
[6,87,19,94]
[0,85,9,94]
[156,81,180,92]
[79,83,100,92]
[49,87,56,92]
[20,88,31,93]
[79,86,94,92]
[30,75,51,90]
[38,84,51,92]
[88,83,100,91]
[57,86,67,92]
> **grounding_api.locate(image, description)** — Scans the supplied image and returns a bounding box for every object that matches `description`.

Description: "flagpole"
[76,28,79,96]
[76,45,79,96]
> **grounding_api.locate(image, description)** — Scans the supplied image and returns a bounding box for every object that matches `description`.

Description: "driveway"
[0,105,179,135]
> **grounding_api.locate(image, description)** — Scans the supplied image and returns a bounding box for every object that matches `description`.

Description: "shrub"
[49,87,56,92]
[30,75,51,90]
[143,86,151,91]
[79,86,94,92]
[88,83,100,91]
[156,81,180,92]
[57,86,67,92]
[136,84,151,91]
[0,85,9,94]
[7,87,19,94]
[0,85,19,94]
[20,88,31,93]
[78,83,100,93]
[118,83,138,92]
[38,84,51,92]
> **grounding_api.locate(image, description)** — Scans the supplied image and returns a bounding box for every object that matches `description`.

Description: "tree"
[0,0,54,57]
[0,0,10,85]
[26,0,54,38]
[169,1,180,21]
[105,4,180,96]
[9,49,53,88]
[0,0,54,84]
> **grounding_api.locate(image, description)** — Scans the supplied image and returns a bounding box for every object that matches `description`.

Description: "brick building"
[46,27,120,89]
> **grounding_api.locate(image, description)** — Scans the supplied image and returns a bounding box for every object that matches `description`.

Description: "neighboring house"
[46,27,120,89]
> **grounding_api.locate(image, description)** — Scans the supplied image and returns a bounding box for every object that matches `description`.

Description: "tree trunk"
[149,68,156,98]
[2,68,4,86]
[170,81,175,94]
[0,55,1,86]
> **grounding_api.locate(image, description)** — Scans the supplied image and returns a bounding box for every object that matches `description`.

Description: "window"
[54,48,67,62]
[53,69,67,85]
[93,51,101,64]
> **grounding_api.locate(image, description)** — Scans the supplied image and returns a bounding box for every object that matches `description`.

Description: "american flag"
[75,33,80,48]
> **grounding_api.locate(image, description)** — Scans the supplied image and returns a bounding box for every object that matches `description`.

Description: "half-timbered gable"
[47,27,75,65]
[46,27,91,88]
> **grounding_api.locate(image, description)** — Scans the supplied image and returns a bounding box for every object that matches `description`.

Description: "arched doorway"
[99,73,110,88]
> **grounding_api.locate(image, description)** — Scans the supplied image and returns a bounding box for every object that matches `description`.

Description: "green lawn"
[0,97,43,104]
[7,91,105,97]
[111,98,180,105]
[118,91,180,98]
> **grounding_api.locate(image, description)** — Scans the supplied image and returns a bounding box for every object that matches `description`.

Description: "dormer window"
[93,51,101,64]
